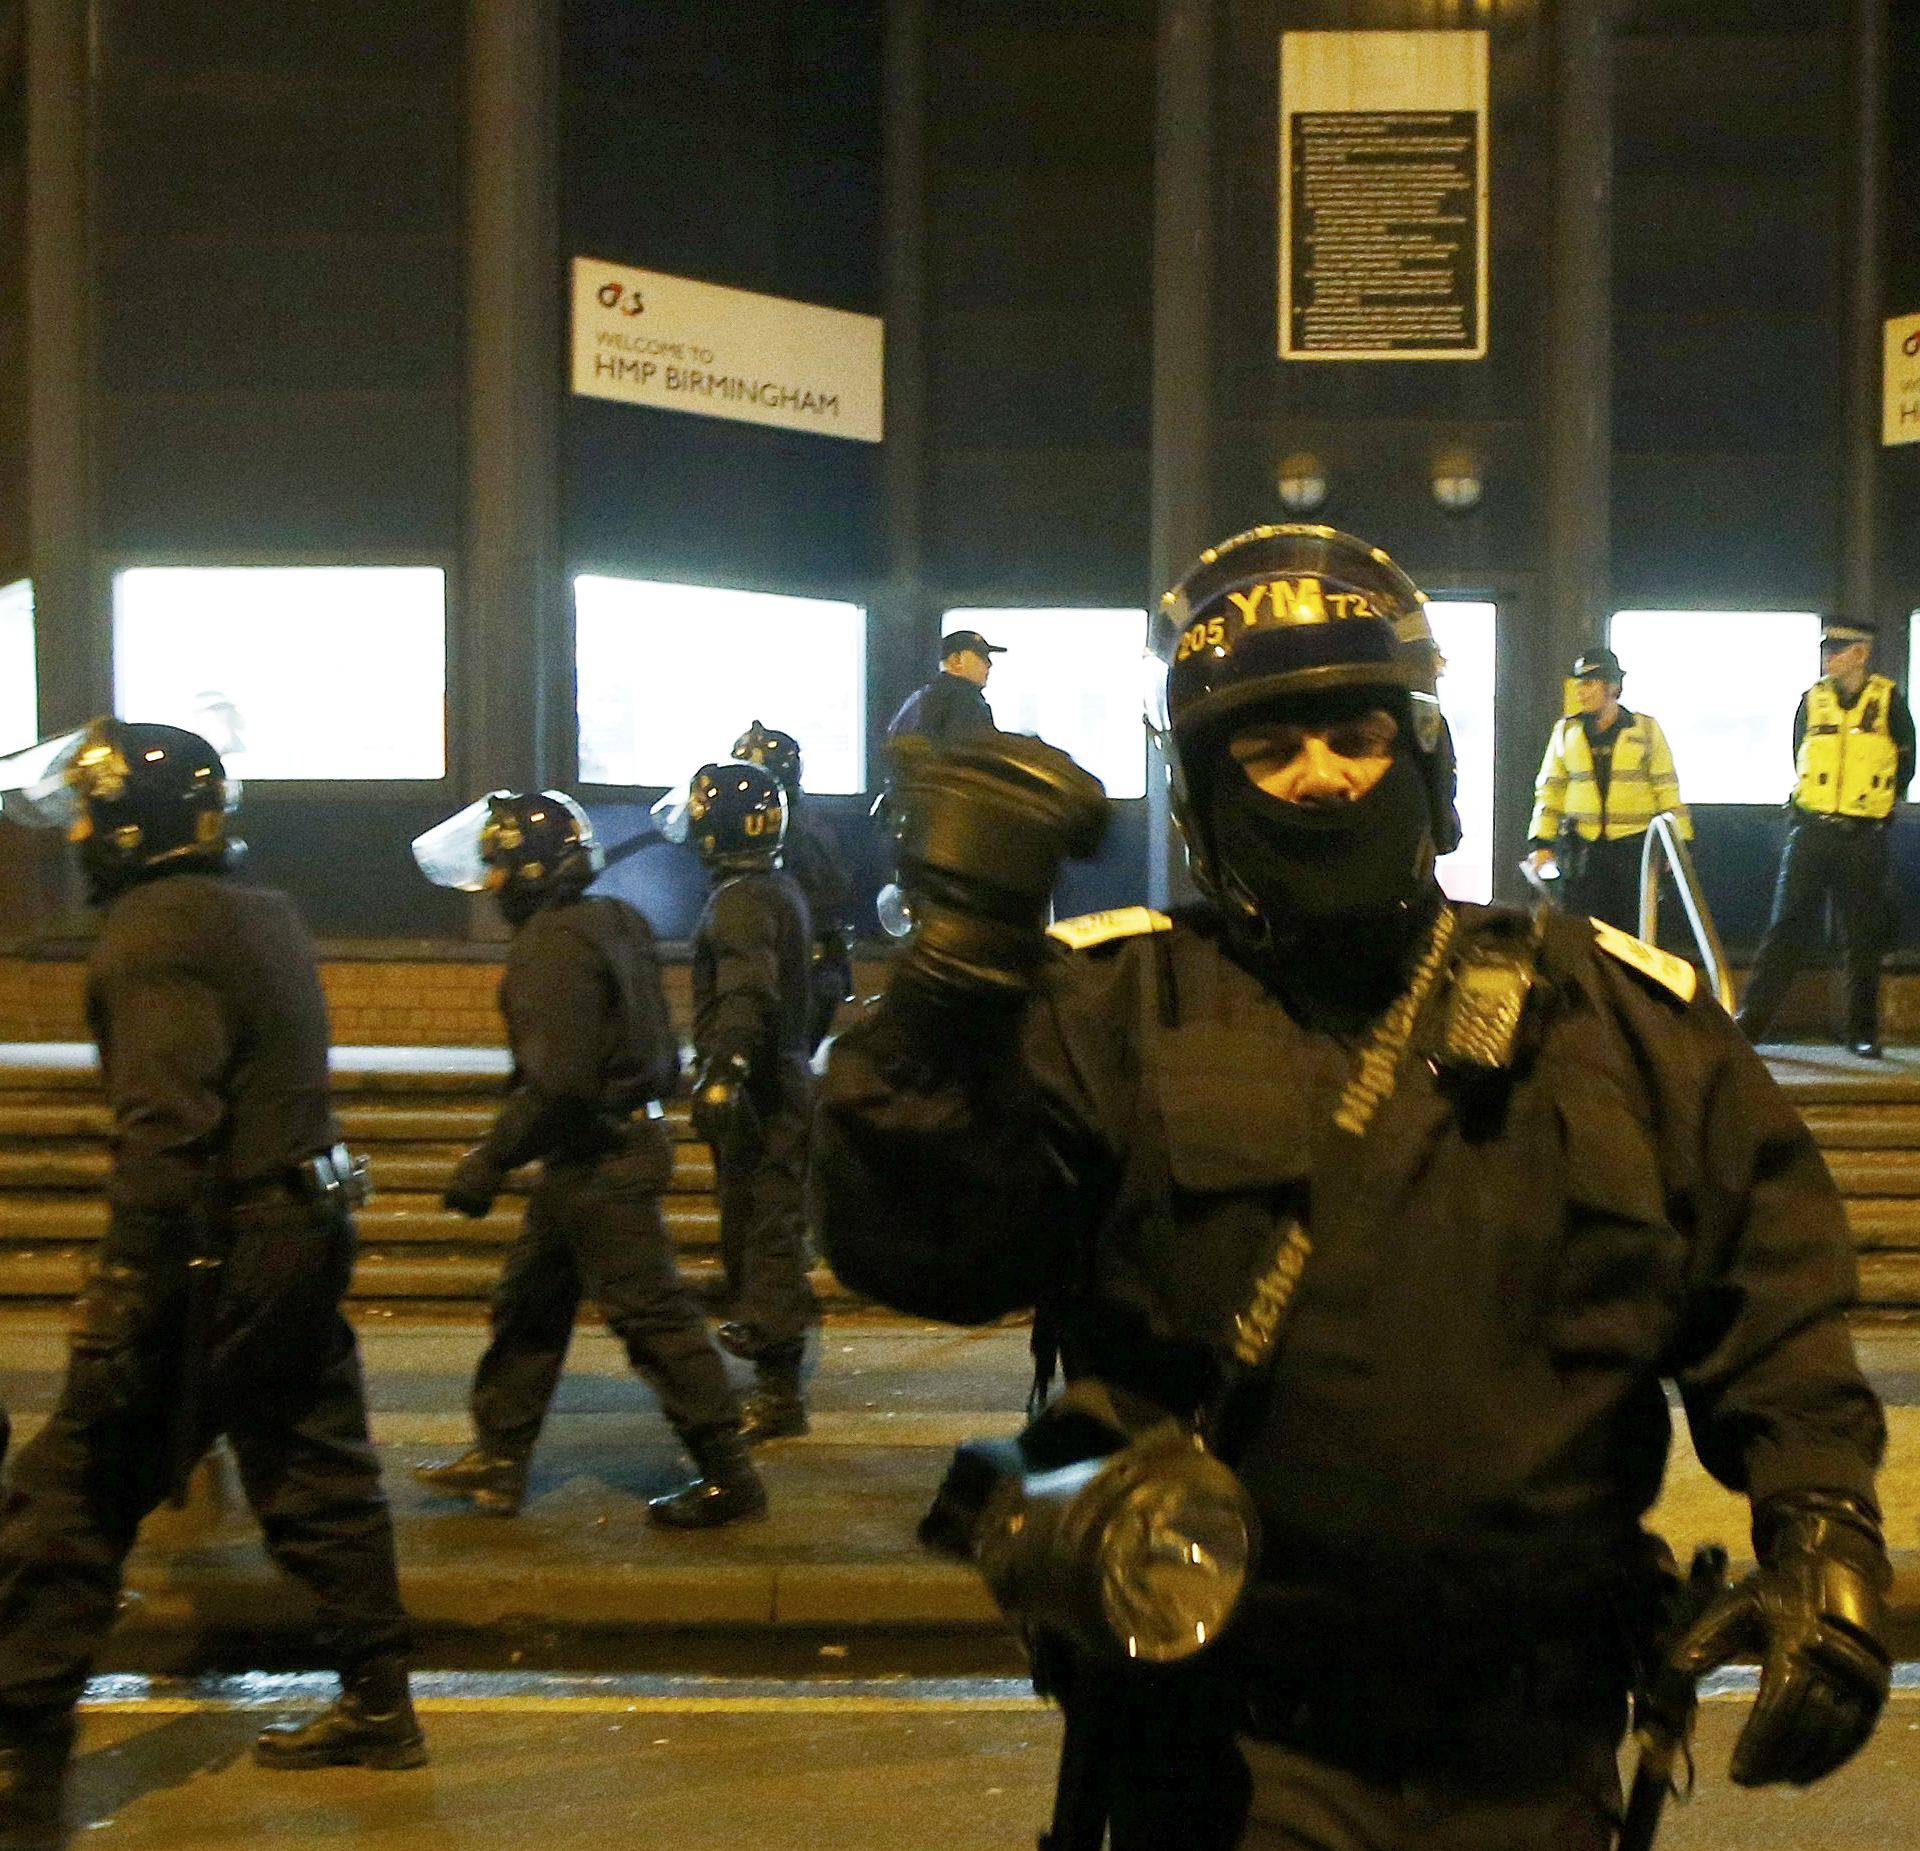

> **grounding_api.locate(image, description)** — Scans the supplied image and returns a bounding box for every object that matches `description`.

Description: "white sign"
[1885,311,1920,447]
[1279,31,1490,361]
[570,258,883,443]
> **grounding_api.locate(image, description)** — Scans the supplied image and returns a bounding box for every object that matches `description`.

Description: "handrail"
[1638,812,1736,1014]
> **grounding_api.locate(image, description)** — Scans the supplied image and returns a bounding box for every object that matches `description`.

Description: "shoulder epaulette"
[1589,917,1698,1005]
[1047,906,1173,952]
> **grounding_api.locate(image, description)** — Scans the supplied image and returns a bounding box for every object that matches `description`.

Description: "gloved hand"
[690,1053,762,1164]
[442,1147,503,1219]
[1675,1492,1891,1787]
[885,733,1109,1003]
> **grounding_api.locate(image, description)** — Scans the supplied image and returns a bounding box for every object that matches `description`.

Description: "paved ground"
[19,1668,1920,1850]
[2,1312,1920,1664]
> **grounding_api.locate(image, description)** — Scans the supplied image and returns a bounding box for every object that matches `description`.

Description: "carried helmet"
[0,718,239,901]
[411,790,603,919]
[730,720,802,796]
[684,760,787,871]
[1146,524,1459,907]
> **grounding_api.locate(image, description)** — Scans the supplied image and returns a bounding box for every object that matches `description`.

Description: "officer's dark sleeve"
[694,882,783,1070]
[480,928,611,1169]
[811,953,1122,1325]
[1791,691,1809,766]
[1669,1001,1885,1510]
[1890,687,1916,797]
[93,942,231,1220]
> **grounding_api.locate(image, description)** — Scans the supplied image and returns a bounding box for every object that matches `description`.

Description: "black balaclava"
[1204,743,1443,1027]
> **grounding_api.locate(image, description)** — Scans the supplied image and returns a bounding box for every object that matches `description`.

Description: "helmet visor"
[410,795,500,891]
[0,729,91,830]
[649,785,691,845]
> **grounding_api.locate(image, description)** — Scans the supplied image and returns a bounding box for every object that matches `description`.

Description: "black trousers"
[1557,833,1645,936]
[469,1133,739,1456]
[713,1063,819,1362]
[0,1204,409,1717]
[1737,813,1895,1043]
[1234,1730,1621,1851]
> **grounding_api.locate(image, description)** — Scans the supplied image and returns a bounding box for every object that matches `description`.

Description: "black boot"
[738,1343,808,1444]
[0,1709,73,1851]
[411,1446,527,1517]
[647,1425,768,1529]
[254,1659,428,1771]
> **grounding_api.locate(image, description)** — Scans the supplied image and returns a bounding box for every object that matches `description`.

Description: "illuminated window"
[1606,611,1820,805]
[1426,600,1496,903]
[113,567,447,780]
[943,608,1148,800]
[575,577,865,791]
[0,580,34,754]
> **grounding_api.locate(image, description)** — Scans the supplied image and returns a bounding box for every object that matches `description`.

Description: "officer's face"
[1822,640,1870,685]
[1227,706,1398,805]
[946,649,992,687]
[1573,676,1621,715]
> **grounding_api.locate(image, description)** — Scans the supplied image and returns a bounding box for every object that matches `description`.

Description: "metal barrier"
[1638,811,1736,1013]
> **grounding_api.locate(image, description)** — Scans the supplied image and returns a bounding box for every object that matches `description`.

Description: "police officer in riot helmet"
[411,791,765,1528]
[0,720,422,1840]
[676,760,819,1442]
[812,525,1889,1850]
[732,721,856,1052]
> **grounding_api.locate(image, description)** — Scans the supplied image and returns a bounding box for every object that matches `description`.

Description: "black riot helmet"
[730,721,803,797]
[1147,524,1459,930]
[684,760,787,873]
[411,790,603,926]
[0,717,240,903]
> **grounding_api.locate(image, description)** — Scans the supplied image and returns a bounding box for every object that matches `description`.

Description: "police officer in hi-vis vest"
[1526,648,1690,933]
[1737,619,1916,1058]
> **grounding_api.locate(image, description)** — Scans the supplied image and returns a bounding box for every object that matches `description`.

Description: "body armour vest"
[1796,675,1900,819]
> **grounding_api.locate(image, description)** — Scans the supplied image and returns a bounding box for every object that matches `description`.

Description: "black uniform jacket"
[814,902,1885,1612]
[692,869,813,1075]
[884,671,996,747]
[785,820,854,946]
[89,872,338,1222]
[481,895,681,1171]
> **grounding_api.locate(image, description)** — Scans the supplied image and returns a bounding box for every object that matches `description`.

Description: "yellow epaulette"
[1589,917,1698,1005]
[1047,907,1174,952]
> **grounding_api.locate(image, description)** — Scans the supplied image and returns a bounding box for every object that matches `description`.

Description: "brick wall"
[0,952,829,1046]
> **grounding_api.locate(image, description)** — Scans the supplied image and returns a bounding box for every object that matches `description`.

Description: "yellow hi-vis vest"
[1528,710,1691,844]
[1794,674,1901,819]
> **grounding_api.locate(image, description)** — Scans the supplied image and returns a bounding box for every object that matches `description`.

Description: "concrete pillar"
[1147,0,1216,910]
[1539,0,1614,706]
[873,0,931,809]
[1839,0,1887,647]
[462,0,564,803]
[25,0,104,730]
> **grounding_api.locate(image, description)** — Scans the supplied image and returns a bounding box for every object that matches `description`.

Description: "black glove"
[1674,1492,1891,1788]
[690,1053,762,1164]
[442,1147,503,1219]
[885,733,1108,1003]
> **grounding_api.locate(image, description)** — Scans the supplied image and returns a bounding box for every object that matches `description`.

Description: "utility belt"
[1795,807,1886,831]
[213,1143,372,1214]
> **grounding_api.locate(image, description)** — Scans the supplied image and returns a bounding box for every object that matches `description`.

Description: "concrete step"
[0,1193,723,1247]
[1827,1151,1920,1197]
[0,1142,719,1196]
[0,1245,847,1306]
[1801,1104,1920,1149]
[0,1099,702,1143]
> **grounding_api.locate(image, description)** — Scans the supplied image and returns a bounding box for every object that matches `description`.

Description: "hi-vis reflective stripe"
[1047,906,1173,950]
[1591,918,1697,1004]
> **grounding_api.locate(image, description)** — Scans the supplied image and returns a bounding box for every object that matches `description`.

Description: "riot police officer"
[812,527,1890,1850]
[0,720,422,1842]
[731,721,856,1052]
[1736,619,1916,1058]
[410,791,764,1529]
[680,761,819,1441]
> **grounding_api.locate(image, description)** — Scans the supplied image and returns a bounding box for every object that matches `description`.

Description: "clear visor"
[1097,1458,1255,1663]
[410,795,499,891]
[0,729,90,830]
[649,786,692,845]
